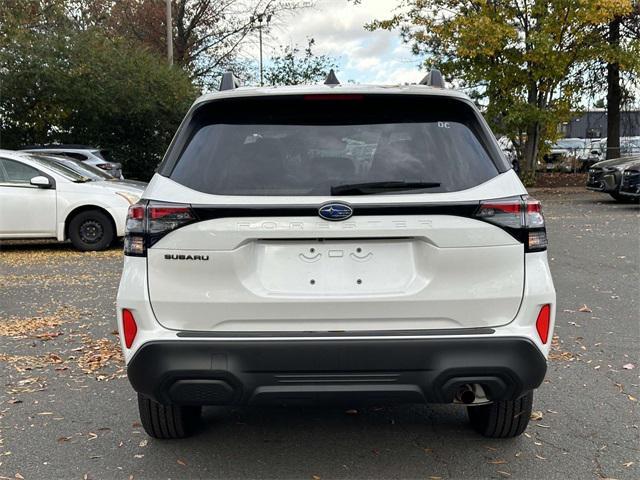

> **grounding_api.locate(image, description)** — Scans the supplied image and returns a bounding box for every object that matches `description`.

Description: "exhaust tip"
[455,384,476,404]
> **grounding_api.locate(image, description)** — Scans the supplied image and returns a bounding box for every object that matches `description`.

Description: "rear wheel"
[68,210,114,251]
[467,391,533,438]
[609,192,637,203]
[137,394,201,439]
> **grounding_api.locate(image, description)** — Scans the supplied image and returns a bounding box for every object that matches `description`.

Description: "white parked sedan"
[0,150,145,250]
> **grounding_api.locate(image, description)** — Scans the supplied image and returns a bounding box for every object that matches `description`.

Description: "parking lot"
[0,189,638,480]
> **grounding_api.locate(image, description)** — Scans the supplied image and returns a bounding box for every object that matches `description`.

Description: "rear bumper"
[127,337,547,406]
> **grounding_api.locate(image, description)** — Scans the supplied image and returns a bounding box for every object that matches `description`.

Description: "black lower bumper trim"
[127,337,547,406]
[176,327,495,338]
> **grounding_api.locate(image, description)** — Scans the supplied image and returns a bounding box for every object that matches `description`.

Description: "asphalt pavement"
[0,189,638,480]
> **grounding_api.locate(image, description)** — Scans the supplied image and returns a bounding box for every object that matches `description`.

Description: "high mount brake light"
[475,196,547,252]
[124,201,196,256]
[303,94,364,101]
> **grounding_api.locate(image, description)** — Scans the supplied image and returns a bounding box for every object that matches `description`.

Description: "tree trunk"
[522,82,540,173]
[523,121,541,173]
[606,17,621,159]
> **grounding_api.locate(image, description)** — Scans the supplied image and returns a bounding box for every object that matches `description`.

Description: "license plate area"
[255,239,417,296]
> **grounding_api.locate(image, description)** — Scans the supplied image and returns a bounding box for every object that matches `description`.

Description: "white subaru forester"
[117,70,556,439]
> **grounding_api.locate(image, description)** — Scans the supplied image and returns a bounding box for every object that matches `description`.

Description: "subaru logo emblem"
[318,202,353,221]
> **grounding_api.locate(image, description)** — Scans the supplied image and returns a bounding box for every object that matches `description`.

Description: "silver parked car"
[30,154,146,189]
[21,144,124,178]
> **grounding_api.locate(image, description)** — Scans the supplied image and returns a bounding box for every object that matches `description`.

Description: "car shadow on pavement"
[134,404,535,479]
[146,405,523,478]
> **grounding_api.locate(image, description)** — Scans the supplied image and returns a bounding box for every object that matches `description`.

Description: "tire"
[467,391,533,438]
[68,210,114,251]
[137,394,201,439]
[609,192,638,203]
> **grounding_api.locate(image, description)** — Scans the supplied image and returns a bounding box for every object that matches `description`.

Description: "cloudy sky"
[250,0,425,85]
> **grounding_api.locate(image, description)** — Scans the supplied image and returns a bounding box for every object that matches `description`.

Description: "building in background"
[560,109,640,139]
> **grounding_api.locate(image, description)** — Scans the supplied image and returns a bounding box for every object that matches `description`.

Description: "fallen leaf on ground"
[177,459,187,466]
[622,363,635,370]
[36,331,63,340]
[0,306,81,337]
[530,411,543,421]
[48,353,63,364]
[578,304,592,313]
[488,459,507,464]
[77,337,124,377]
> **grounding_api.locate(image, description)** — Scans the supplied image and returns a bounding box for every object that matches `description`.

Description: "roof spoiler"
[219,71,241,91]
[419,68,445,88]
[20,144,94,149]
[324,69,340,85]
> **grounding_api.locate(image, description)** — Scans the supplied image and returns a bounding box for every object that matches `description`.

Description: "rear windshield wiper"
[331,181,441,196]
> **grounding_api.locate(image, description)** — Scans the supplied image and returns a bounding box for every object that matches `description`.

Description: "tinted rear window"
[167,95,501,196]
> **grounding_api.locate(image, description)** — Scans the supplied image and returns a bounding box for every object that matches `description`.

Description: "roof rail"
[219,71,240,91]
[324,69,340,85]
[21,144,95,150]
[419,68,445,88]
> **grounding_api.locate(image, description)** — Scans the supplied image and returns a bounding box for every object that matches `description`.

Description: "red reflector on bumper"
[536,304,551,344]
[122,309,137,348]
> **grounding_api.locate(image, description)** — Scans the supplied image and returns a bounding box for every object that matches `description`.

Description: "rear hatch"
[142,93,526,333]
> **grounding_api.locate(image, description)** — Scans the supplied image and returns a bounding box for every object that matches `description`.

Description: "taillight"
[475,196,547,252]
[122,309,137,348]
[148,205,195,234]
[124,203,146,256]
[123,201,196,256]
[535,304,551,344]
